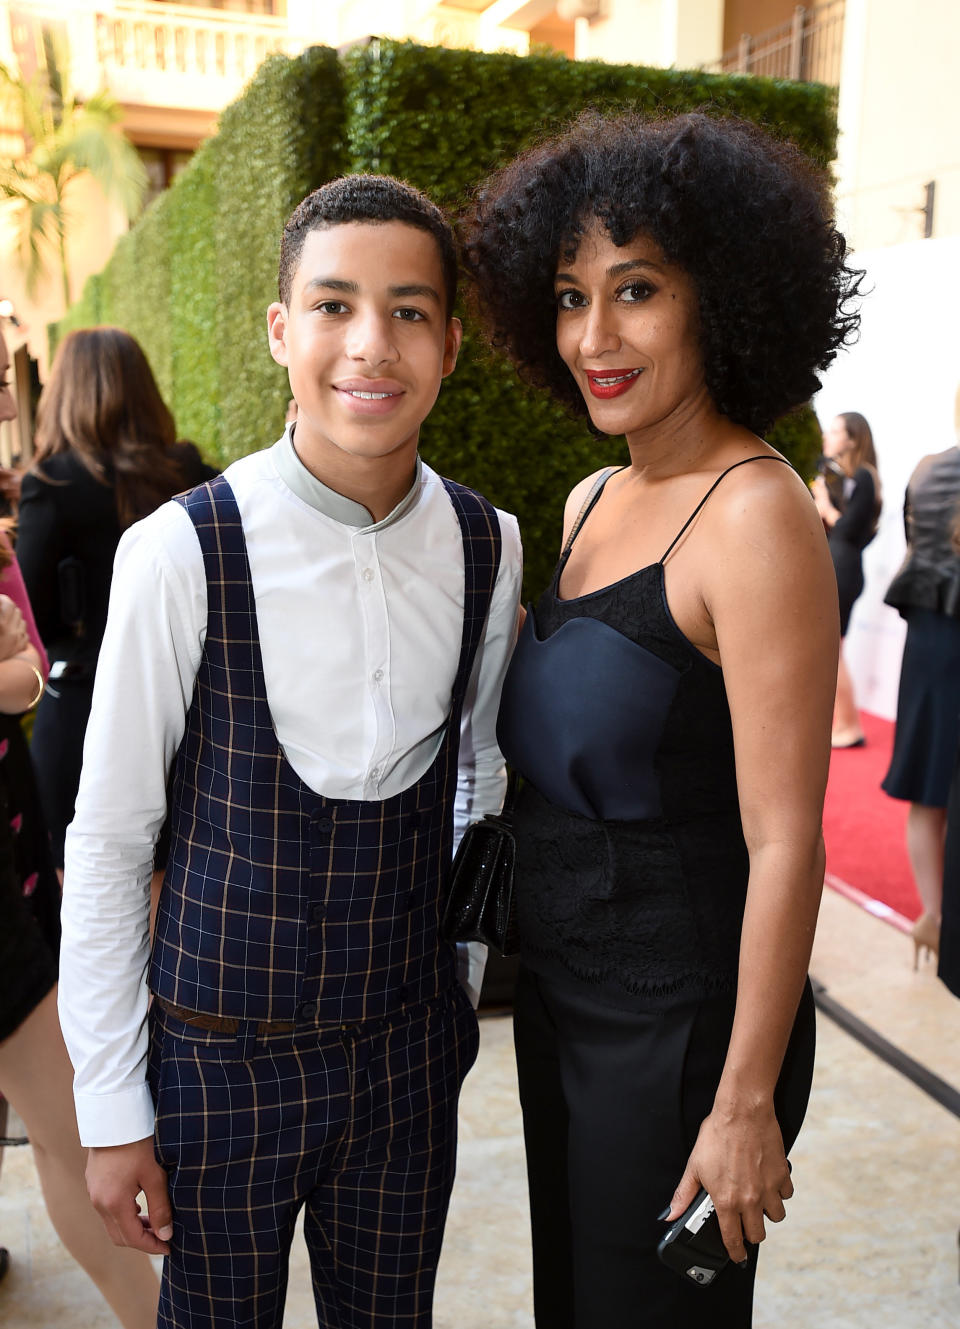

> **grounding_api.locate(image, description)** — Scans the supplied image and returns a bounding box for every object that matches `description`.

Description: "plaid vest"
[149,474,502,1023]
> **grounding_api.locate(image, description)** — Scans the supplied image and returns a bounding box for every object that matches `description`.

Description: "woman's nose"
[579,303,620,358]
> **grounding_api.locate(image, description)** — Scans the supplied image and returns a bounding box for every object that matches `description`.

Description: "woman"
[0,325,160,1322]
[812,412,882,747]
[464,112,858,1326]
[17,328,215,868]
[881,392,960,969]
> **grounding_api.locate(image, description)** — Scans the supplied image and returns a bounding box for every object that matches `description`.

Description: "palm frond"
[58,115,147,218]
[0,28,146,303]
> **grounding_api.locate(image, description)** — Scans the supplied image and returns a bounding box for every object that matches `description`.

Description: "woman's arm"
[666,464,838,1263]
[0,637,45,713]
[0,531,49,676]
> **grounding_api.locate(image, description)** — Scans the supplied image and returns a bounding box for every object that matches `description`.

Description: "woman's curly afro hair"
[461,111,862,437]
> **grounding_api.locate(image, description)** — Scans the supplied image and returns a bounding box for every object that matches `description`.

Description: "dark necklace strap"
[660,454,791,564]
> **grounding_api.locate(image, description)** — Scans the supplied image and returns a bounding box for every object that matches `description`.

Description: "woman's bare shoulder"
[708,451,825,559]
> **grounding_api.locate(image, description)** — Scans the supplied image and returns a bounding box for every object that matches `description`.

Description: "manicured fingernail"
[657,1207,672,1222]
[158,1225,173,1241]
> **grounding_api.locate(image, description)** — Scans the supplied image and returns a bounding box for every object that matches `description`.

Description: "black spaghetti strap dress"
[498,458,817,1329]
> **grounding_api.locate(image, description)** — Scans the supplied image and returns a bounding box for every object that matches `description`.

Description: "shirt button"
[317,816,334,834]
[298,1001,317,1020]
[369,767,380,781]
[361,567,374,582]
[310,903,326,924]
[372,668,384,684]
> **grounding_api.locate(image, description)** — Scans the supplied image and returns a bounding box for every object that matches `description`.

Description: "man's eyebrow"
[554,258,664,284]
[303,277,359,294]
[389,283,442,303]
[301,278,442,303]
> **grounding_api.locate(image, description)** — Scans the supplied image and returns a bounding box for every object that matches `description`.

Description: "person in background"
[883,388,960,969]
[464,110,854,1327]
[937,496,960,997]
[16,328,215,872]
[0,324,160,1322]
[811,411,882,748]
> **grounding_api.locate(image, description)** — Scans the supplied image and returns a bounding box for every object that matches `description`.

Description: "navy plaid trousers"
[149,988,479,1328]
[148,475,501,1326]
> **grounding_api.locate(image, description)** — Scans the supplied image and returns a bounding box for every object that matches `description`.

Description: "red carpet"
[822,711,917,930]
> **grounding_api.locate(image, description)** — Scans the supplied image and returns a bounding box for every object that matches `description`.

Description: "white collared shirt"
[59,432,522,1146]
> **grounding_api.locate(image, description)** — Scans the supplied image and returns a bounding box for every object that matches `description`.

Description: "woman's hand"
[0,594,29,661]
[0,467,22,508]
[810,475,838,527]
[666,1099,792,1263]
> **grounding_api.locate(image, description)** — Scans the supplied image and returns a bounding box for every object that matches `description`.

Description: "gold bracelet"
[12,656,44,709]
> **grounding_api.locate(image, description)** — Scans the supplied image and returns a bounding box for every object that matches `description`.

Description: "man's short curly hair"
[461,112,861,436]
[279,174,457,314]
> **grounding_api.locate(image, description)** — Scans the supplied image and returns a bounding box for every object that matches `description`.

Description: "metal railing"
[703,2,845,87]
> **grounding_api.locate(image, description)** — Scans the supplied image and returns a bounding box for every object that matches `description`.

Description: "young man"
[59,175,522,1328]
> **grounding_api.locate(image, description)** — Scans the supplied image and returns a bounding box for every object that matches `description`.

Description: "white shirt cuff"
[74,1083,156,1149]
[456,941,488,1009]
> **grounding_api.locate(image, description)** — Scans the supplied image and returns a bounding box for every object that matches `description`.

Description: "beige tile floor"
[1,888,958,1327]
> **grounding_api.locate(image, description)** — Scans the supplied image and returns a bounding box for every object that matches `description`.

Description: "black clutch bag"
[442,779,518,957]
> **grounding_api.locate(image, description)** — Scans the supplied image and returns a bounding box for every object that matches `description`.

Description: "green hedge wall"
[55,39,834,594]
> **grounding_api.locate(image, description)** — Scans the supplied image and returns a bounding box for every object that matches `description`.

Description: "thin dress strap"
[561,466,625,559]
[660,454,792,564]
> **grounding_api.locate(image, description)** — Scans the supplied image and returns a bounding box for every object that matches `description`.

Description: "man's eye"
[394,308,425,321]
[317,301,347,315]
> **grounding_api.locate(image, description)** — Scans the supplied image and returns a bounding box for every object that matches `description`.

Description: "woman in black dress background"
[18,328,216,869]
[811,411,881,747]
[464,112,859,1326]
[0,324,160,1321]
[882,415,960,970]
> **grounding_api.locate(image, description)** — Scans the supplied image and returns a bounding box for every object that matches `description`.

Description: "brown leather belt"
[155,998,296,1036]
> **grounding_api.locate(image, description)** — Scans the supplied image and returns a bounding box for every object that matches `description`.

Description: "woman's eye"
[618,281,654,303]
[556,289,586,311]
[393,308,426,322]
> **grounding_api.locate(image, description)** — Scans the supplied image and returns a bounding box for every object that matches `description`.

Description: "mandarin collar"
[272,425,423,531]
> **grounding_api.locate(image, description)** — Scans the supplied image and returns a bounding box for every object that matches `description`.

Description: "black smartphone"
[656,1188,729,1287]
[657,1162,790,1287]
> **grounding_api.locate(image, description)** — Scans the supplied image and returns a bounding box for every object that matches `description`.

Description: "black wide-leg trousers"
[513,967,816,1329]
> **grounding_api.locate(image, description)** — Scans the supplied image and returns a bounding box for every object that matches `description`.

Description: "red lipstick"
[584,368,642,399]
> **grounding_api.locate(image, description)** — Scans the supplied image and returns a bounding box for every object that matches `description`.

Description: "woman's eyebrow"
[607,258,663,278]
[554,258,664,285]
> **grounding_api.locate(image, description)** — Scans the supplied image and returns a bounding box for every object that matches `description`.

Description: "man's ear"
[441,317,463,379]
[267,302,289,366]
